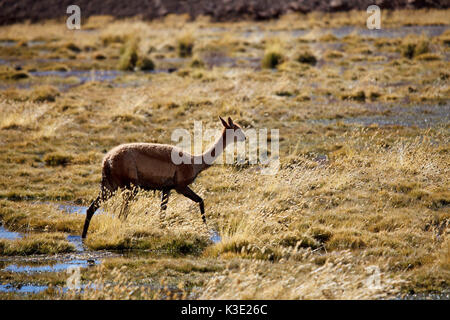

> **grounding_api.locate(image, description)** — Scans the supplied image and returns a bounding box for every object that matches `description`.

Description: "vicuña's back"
[102,143,194,191]
[81,116,246,239]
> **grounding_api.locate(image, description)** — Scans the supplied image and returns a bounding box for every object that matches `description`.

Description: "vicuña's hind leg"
[176,186,206,226]
[158,189,170,225]
[82,196,101,239]
[160,189,170,211]
[118,187,138,220]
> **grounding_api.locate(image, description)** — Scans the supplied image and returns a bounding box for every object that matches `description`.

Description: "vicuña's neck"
[193,129,229,174]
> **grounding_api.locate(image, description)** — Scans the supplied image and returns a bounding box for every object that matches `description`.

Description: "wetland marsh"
[0,10,449,299]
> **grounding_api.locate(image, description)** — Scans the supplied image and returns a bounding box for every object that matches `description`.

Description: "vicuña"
[81,116,246,238]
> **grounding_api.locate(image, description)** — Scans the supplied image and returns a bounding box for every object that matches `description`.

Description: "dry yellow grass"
[0,10,449,299]
[0,232,74,255]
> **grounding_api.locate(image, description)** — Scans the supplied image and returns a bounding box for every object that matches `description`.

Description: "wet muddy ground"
[309,104,450,128]
[0,25,448,92]
[1,217,109,295]
[0,202,223,296]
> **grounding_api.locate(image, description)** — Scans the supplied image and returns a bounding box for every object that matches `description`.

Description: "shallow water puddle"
[58,204,88,214]
[0,226,22,240]
[241,25,448,39]
[29,69,173,83]
[1,216,117,295]
[309,104,450,128]
[29,70,121,83]
[395,291,450,300]
[0,226,98,273]
[57,203,107,216]
[209,230,222,244]
[66,235,85,252]
[0,40,16,47]
[4,259,99,273]
[0,284,48,294]
[27,40,46,47]
[0,40,48,47]
[323,25,448,39]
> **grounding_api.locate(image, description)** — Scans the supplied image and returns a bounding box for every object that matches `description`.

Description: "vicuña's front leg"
[176,186,206,225]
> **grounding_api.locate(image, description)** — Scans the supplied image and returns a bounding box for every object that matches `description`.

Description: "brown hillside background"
[1,0,449,25]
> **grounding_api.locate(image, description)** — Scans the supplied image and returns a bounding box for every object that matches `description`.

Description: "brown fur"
[102,143,194,191]
[81,117,245,238]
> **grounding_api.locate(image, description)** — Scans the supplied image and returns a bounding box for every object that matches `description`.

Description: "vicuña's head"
[219,116,246,142]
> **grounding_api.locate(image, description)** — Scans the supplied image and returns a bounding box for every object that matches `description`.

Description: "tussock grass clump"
[262,45,284,69]
[0,200,84,233]
[101,34,128,46]
[319,34,338,42]
[136,57,155,71]
[118,38,155,71]
[205,211,288,261]
[9,71,29,80]
[43,152,73,166]
[30,85,59,102]
[440,36,450,46]
[279,232,321,249]
[297,51,317,65]
[0,232,75,256]
[296,94,311,101]
[324,50,344,59]
[415,53,441,61]
[311,227,333,243]
[40,64,70,72]
[275,90,294,97]
[327,231,367,250]
[94,52,107,60]
[367,90,382,101]
[401,38,429,59]
[65,42,81,53]
[341,90,366,102]
[177,34,194,58]
[111,113,146,126]
[118,38,139,71]
[190,56,205,68]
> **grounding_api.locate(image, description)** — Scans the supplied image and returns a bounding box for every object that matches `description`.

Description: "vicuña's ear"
[227,117,234,127]
[219,116,229,128]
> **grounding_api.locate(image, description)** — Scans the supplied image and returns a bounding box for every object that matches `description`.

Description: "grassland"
[0,10,449,299]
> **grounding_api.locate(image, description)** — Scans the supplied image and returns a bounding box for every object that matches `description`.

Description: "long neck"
[193,129,229,175]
